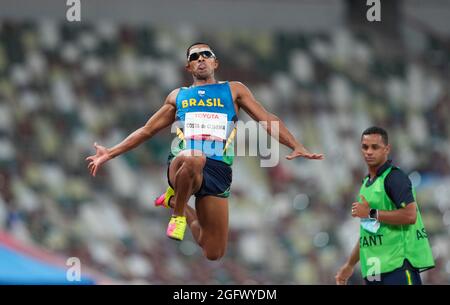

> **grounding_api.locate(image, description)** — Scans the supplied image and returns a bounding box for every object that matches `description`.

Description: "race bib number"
[184,112,228,141]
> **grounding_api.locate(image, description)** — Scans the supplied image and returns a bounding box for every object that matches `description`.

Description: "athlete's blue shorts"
[167,155,232,198]
[364,259,422,285]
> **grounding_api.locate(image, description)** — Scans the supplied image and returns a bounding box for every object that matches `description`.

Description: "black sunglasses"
[188,50,215,62]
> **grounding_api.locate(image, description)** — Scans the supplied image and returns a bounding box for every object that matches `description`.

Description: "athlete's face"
[361,134,390,168]
[186,45,218,80]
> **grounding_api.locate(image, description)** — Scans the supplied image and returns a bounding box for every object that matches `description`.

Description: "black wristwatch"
[369,208,378,220]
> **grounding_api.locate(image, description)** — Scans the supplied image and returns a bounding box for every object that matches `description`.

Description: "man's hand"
[335,263,354,285]
[286,145,324,160]
[85,142,112,177]
[351,195,370,218]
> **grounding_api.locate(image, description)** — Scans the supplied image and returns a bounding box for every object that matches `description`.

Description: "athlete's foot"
[154,186,175,209]
[166,215,187,241]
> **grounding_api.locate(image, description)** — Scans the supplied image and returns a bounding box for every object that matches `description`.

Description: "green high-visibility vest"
[359,166,435,278]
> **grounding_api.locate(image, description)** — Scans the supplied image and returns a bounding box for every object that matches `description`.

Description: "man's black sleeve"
[384,169,415,209]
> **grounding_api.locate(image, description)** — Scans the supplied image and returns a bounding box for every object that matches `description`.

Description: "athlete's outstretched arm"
[231,81,324,160]
[86,89,178,176]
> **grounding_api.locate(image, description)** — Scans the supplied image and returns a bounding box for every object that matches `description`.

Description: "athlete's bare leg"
[193,196,229,260]
[167,197,201,245]
[168,150,205,217]
[167,179,229,260]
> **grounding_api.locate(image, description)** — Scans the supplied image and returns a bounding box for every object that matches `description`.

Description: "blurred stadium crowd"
[0,19,449,284]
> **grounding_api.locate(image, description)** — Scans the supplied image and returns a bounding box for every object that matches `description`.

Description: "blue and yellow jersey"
[171,81,237,165]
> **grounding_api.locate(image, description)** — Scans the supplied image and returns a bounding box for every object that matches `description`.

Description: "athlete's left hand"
[286,145,324,160]
[351,195,370,218]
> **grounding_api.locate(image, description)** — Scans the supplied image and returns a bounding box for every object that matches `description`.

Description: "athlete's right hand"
[335,263,354,285]
[85,142,112,177]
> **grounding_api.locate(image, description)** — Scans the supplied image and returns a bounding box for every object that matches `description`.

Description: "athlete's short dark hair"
[186,42,214,58]
[361,126,389,145]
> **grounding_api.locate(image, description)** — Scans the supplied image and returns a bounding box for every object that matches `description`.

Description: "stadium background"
[0,0,449,284]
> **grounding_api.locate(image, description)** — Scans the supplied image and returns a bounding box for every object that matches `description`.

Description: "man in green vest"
[335,126,435,285]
